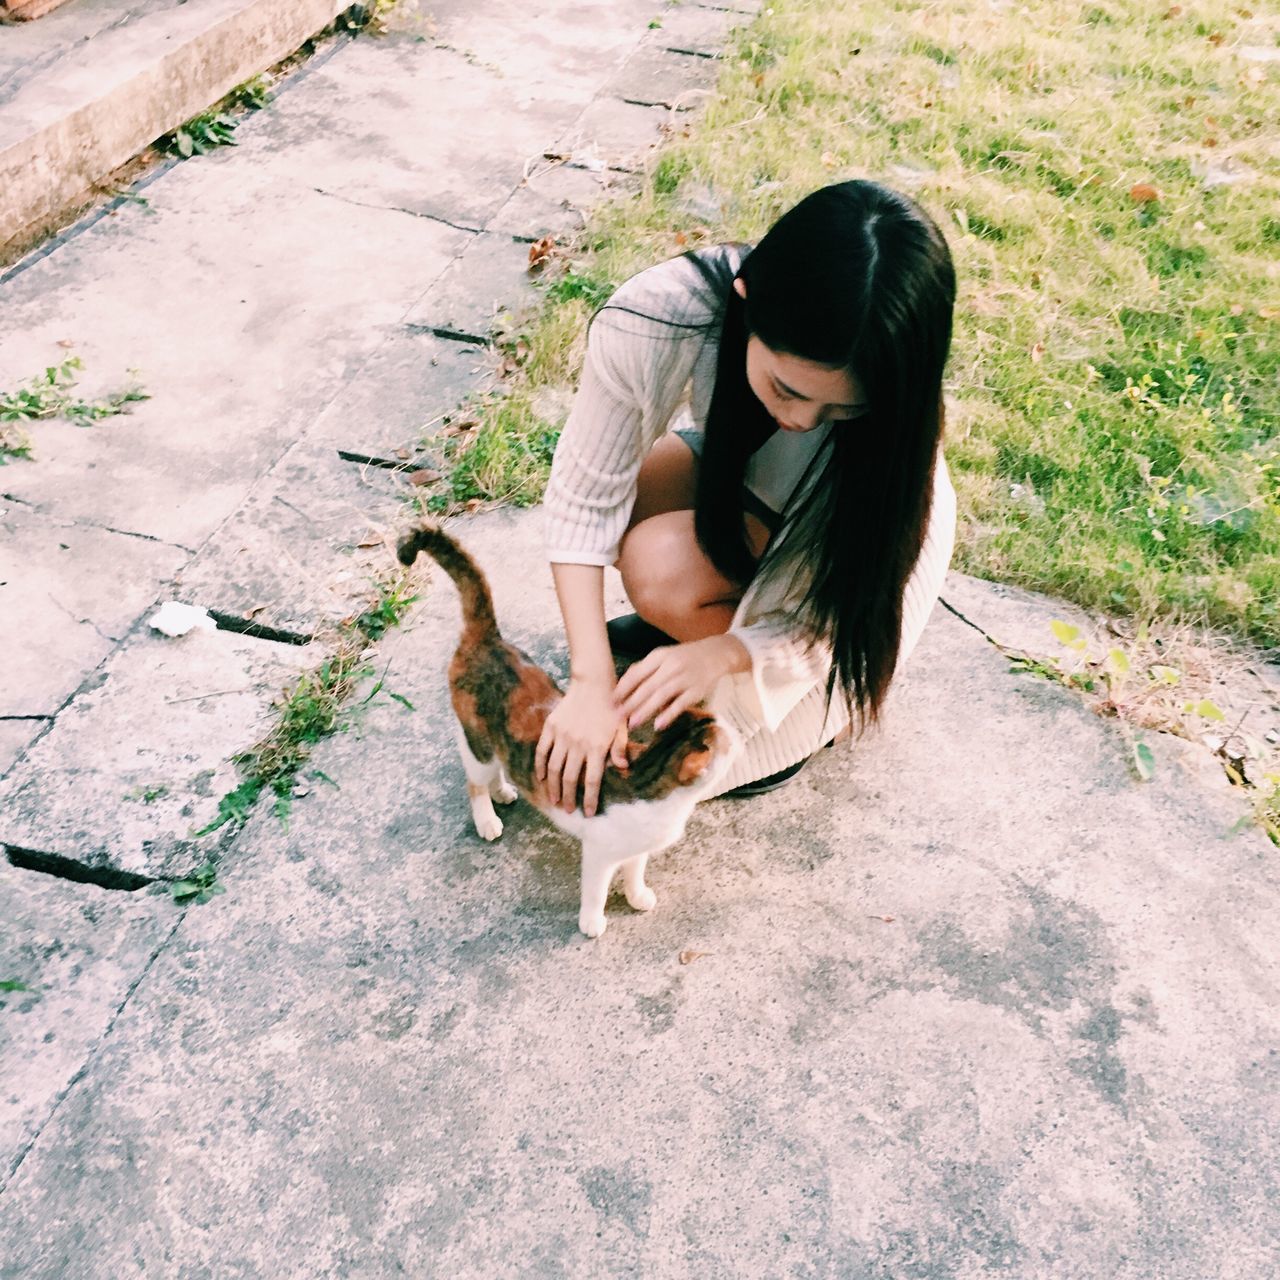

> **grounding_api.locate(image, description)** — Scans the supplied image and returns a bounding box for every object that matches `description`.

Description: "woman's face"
[735,279,867,433]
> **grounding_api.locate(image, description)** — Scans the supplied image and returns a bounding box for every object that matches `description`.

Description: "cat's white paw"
[490,779,519,806]
[578,911,608,939]
[474,812,504,841]
[626,885,657,913]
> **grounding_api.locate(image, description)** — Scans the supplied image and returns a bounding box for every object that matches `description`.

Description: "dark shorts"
[672,427,781,533]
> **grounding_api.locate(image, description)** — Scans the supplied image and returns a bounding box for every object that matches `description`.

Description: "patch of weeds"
[196,571,418,839]
[0,357,149,462]
[165,110,239,158]
[543,270,614,309]
[231,74,272,110]
[170,862,226,906]
[652,152,692,196]
[0,979,33,994]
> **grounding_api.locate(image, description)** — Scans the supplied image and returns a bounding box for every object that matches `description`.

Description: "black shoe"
[725,756,809,797]
[607,613,675,659]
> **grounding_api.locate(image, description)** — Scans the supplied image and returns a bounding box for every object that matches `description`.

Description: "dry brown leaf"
[464,498,483,512]
[408,468,442,486]
[1129,183,1161,203]
[356,538,383,548]
[1163,4,1183,15]
[674,230,688,246]
[1203,136,1218,147]
[1030,341,1046,363]
[244,604,268,619]
[678,949,712,965]
[395,447,411,460]
[1258,307,1279,321]
[1207,31,1224,45]
[527,236,557,271]
[56,338,76,349]
[821,151,838,167]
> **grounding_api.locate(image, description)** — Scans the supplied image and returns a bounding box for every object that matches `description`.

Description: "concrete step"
[0,0,351,260]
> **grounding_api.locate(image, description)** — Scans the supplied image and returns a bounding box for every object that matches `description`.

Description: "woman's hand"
[535,676,630,818]
[614,635,749,732]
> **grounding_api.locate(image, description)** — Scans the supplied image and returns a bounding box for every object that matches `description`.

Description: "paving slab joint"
[206,610,315,647]
[6,845,153,892]
[404,322,492,347]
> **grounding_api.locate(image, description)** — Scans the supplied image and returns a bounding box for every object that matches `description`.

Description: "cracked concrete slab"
[650,2,745,57]
[0,627,318,881]
[416,0,656,98]
[606,43,724,110]
[234,36,592,232]
[551,96,671,172]
[0,153,467,547]
[305,324,494,460]
[0,859,176,1187]
[0,722,45,779]
[0,499,186,716]
[172,441,409,637]
[398,231,539,346]
[0,510,1275,1277]
[490,158,640,242]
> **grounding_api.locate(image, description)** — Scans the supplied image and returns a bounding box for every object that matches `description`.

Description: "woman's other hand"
[535,676,629,818]
[614,635,749,732]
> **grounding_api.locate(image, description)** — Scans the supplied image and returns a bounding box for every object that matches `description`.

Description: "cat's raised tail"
[396,521,497,637]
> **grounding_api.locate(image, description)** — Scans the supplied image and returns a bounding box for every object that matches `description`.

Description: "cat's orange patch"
[451,686,482,733]
[677,747,712,784]
[507,668,560,742]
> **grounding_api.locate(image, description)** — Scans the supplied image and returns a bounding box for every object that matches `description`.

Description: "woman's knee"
[618,513,731,626]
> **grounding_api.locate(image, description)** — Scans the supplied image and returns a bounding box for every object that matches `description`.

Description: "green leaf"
[1151,665,1180,686]
[387,691,415,711]
[1106,647,1130,674]
[1133,741,1156,781]
[1050,619,1081,645]
[0,979,31,993]
[1195,698,1226,722]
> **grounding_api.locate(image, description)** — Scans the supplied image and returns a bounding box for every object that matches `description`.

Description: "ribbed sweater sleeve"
[543,272,708,567]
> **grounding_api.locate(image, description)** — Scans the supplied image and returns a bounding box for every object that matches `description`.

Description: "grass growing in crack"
[170,862,225,906]
[194,572,418,840]
[0,357,149,462]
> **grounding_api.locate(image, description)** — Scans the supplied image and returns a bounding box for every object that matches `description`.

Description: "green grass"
[466,0,1279,647]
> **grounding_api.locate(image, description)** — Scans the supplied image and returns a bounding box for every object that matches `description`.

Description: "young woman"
[534,180,958,817]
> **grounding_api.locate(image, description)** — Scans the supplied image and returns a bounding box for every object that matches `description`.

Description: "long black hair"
[600,181,956,730]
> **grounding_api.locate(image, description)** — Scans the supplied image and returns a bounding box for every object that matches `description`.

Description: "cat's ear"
[622,739,645,769]
[677,747,712,784]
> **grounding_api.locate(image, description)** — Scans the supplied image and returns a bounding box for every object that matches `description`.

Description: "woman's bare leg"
[617,434,770,642]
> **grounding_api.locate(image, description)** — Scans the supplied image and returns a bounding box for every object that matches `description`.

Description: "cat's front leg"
[621,855,656,912]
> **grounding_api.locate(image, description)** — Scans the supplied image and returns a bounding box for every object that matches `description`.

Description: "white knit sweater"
[543,250,957,795]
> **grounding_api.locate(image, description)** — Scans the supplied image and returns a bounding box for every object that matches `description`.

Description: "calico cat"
[397,521,742,937]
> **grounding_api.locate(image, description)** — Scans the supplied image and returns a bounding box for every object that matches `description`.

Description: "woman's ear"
[733,277,747,300]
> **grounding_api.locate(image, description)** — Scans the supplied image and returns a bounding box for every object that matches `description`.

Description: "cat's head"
[622,707,743,798]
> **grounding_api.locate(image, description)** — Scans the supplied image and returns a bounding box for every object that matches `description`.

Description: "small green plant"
[166,110,238,158]
[170,862,226,905]
[0,979,32,994]
[231,74,272,110]
[0,357,149,461]
[196,572,418,839]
